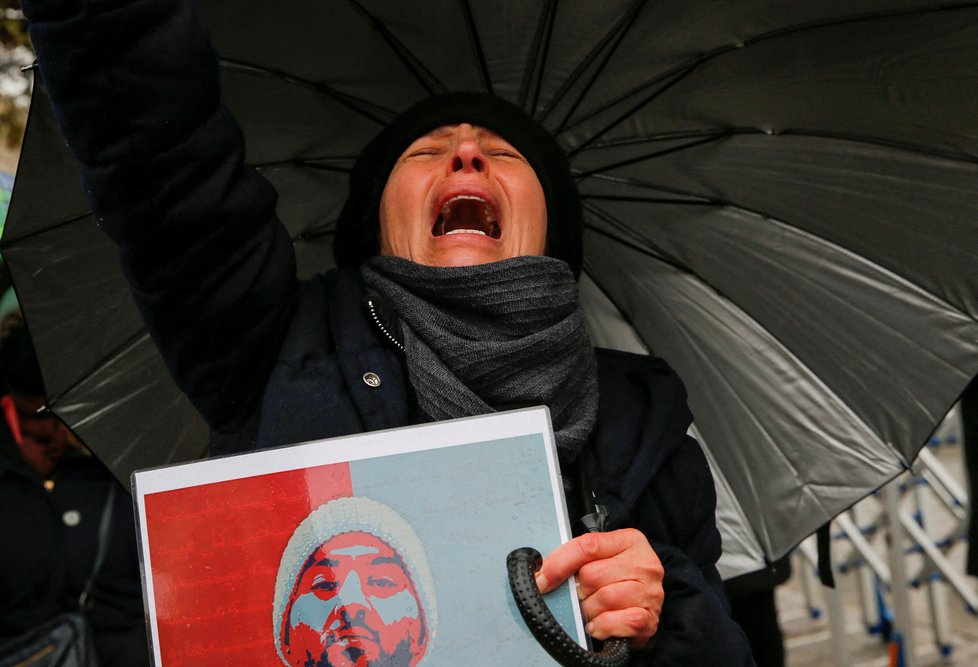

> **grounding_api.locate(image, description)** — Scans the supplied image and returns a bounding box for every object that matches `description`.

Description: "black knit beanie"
[333,92,583,277]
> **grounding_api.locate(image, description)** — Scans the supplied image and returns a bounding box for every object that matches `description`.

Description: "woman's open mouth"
[432,195,501,239]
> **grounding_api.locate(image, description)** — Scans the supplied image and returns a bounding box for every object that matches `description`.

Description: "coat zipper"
[366,298,405,352]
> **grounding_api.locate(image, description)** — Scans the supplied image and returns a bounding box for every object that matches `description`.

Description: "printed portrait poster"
[133,407,586,666]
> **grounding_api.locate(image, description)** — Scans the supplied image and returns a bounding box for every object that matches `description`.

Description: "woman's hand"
[534,528,664,649]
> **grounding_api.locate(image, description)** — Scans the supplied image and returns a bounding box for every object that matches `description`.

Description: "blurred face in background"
[7,390,77,476]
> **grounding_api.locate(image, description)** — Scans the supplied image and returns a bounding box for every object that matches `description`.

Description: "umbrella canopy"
[3,0,977,577]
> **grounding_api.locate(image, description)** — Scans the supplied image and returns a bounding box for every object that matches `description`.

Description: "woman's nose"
[449,127,487,175]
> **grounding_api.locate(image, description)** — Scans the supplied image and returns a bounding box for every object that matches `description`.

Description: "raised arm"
[24,0,299,441]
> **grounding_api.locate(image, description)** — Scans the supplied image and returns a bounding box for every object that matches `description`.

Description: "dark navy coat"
[25,0,753,663]
[0,426,148,666]
[248,270,754,666]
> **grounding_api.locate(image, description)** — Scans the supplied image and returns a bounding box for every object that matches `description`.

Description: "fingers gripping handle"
[506,547,630,667]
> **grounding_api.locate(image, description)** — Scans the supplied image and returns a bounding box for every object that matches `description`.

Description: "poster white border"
[132,407,582,665]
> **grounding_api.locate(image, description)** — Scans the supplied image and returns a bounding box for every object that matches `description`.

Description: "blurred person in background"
[0,290,149,666]
[723,556,791,667]
[961,375,978,578]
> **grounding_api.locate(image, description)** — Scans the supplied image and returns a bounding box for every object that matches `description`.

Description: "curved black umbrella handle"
[507,546,630,667]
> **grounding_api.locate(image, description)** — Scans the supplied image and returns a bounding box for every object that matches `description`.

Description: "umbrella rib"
[668,312,901,512]
[518,0,558,114]
[576,126,978,178]
[530,0,560,117]
[218,59,392,127]
[585,207,970,395]
[583,194,715,206]
[541,0,647,129]
[0,210,90,245]
[458,0,494,95]
[583,203,679,266]
[578,170,722,202]
[346,0,447,96]
[558,1,978,149]
[564,65,696,158]
[737,1,978,51]
[583,264,875,511]
[252,158,353,173]
[755,211,978,324]
[581,214,704,294]
[575,130,736,179]
[776,129,978,166]
[586,193,978,322]
[42,329,153,410]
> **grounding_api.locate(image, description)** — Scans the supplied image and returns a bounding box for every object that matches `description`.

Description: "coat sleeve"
[634,435,755,666]
[589,350,755,666]
[23,0,299,437]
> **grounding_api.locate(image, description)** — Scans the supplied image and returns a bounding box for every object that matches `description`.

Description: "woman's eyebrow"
[422,125,455,139]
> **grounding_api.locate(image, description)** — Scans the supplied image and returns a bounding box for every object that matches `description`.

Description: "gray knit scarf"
[361,255,598,460]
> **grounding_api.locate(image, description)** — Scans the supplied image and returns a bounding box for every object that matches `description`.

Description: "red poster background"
[142,463,353,665]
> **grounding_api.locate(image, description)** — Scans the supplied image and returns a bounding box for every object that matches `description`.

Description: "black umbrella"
[3,0,977,577]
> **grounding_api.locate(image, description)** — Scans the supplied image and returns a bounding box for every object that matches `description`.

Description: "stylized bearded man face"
[280,531,428,667]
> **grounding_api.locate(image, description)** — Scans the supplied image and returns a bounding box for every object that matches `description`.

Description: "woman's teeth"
[433,195,501,238]
[445,229,487,236]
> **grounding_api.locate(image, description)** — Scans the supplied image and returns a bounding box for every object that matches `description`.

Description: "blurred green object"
[0,171,13,231]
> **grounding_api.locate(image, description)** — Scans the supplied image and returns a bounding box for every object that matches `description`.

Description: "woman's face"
[378,123,547,268]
